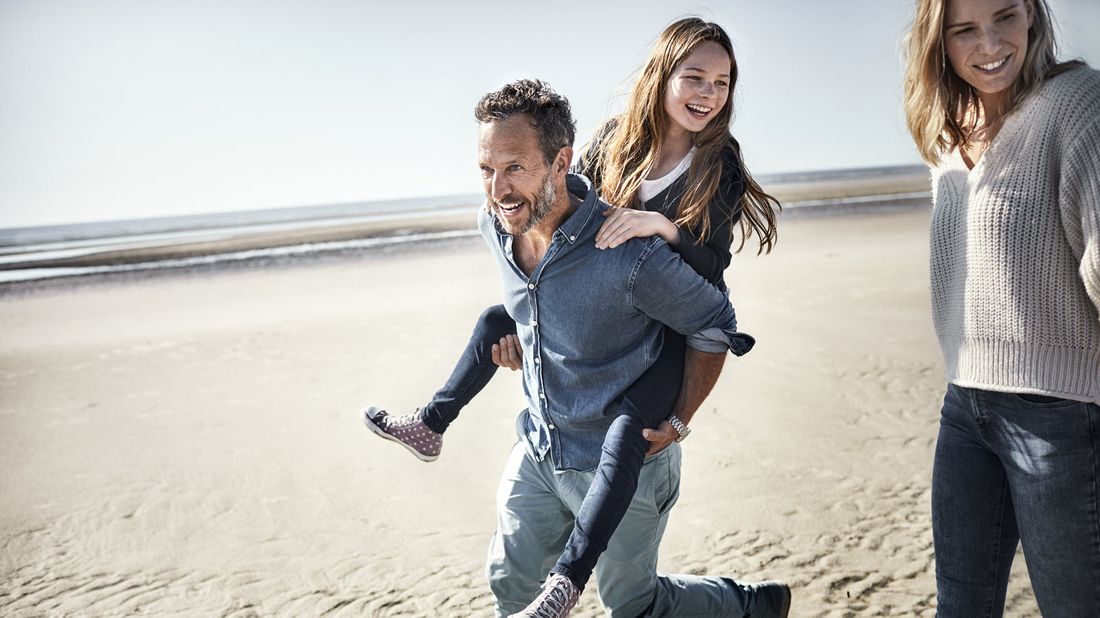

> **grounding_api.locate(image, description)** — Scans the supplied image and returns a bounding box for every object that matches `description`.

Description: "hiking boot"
[361,406,441,462]
[511,573,581,618]
[750,580,791,617]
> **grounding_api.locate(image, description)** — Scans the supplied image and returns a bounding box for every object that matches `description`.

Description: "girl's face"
[663,41,731,138]
[943,0,1034,109]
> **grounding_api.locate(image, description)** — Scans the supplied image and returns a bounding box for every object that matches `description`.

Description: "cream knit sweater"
[929,65,1100,404]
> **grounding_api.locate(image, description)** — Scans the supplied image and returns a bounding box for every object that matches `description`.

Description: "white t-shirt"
[639,148,696,203]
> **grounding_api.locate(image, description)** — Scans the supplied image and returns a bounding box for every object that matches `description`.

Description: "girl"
[366,18,783,617]
[903,0,1099,615]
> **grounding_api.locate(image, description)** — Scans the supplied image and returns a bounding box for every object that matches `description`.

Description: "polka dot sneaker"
[511,573,581,618]
[361,406,442,462]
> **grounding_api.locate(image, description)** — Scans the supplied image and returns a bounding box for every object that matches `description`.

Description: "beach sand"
[0,207,1039,617]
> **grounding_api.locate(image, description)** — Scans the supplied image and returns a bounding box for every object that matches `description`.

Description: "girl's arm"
[596,147,744,286]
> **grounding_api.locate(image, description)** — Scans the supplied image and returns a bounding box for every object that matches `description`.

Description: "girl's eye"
[998,12,1016,22]
[953,26,974,36]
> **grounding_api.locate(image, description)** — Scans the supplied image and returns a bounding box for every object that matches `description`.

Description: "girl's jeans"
[420,304,685,589]
[932,383,1100,617]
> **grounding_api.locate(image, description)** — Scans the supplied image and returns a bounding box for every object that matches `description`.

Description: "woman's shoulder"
[1042,63,1100,93]
[1033,64,1100,126]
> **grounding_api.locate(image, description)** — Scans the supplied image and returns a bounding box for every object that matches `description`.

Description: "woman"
[366,18,783,617]
[903,0,1100,615]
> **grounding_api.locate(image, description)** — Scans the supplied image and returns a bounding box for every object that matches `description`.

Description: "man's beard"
[492,171,556,235]
[524,172,556,233]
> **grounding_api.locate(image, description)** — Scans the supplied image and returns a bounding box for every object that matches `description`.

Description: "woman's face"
[943,0,1034,106]
[663,41,731,138]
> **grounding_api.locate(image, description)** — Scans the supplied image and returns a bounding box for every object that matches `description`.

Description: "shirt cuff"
[686,328,756,356]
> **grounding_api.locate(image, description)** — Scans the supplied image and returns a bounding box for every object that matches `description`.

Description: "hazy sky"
[1,0,1097,228]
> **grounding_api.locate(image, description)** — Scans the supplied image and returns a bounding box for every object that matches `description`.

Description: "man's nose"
[490,174,511,201]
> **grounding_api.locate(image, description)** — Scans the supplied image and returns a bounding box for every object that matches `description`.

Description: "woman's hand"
[596,208,679,250]
[491,334,523,371]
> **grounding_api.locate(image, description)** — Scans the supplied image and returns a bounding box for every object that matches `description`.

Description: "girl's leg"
[551,329,686,589]
[418,304,516,433]
[363,305,515,461]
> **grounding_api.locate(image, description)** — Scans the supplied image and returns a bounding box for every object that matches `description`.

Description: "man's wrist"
[666,415,691,442]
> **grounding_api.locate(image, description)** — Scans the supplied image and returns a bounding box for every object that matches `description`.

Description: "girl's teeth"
[978,57,1007,71]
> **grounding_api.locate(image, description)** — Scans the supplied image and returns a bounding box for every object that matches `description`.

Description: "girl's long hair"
[590,17,779,254]
[902,0,1081,164]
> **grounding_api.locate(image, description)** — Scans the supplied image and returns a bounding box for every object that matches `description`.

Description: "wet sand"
[0,206,1039,617]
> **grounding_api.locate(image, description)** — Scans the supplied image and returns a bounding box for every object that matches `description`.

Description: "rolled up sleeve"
[630,238,755,356]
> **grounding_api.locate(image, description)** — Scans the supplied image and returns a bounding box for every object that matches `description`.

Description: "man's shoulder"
[602,235,673,275]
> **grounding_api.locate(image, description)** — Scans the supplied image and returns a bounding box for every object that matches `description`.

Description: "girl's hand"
[491,334,523,371]
[596,208,679,250]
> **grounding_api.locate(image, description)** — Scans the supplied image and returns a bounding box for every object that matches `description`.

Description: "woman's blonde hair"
[589,17,779,254]
[903,0,1081,163]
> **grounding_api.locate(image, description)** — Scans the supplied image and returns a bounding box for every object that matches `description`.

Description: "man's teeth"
[498,203,521,212]
[686,104,712,114]
[977,57,1008,71]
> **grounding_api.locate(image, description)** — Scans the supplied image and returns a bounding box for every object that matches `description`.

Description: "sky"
[1,0,1097,228]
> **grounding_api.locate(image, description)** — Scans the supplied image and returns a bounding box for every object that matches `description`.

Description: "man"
[468,79,790,617]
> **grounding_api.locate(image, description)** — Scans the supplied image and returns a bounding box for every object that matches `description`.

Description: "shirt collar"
[487,173,603,245]
[554,173,603,245]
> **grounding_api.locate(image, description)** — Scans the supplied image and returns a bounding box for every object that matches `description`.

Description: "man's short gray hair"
[474,79,576,166]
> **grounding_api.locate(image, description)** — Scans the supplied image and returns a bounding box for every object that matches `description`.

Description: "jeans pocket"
[1007,392,1084,408]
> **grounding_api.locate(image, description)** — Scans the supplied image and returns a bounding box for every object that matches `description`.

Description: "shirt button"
[534,357,540,364]
[548,424,556,430]
[539,392,546,399]
[569,236,575,242]
[531,321,537,327]
[527,283,536,290]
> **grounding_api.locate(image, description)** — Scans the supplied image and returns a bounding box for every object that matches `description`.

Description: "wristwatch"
[667,415,691,442]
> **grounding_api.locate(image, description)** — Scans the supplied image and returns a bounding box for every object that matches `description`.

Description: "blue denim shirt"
[479,174,755,471]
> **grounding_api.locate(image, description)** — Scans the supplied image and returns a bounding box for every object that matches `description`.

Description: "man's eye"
[480,167,493,177]
[508,165,522,172]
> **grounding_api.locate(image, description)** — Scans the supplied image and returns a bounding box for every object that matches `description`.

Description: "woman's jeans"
[932,384,1100,617]
[420,304,685,589]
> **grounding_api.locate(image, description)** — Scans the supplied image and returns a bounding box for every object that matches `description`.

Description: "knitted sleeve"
[1060,100,1100,322]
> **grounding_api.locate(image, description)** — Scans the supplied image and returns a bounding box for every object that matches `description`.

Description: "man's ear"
[554,146,573,177]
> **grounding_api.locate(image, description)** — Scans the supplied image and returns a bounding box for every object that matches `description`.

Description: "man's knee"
[596,564,658,617]
[486,529,544,615]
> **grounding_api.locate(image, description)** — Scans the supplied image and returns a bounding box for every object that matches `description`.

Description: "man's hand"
[642,421,679,456]
[491,334,523,371]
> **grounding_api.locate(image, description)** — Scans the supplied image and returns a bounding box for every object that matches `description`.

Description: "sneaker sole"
[360,406,439,463]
